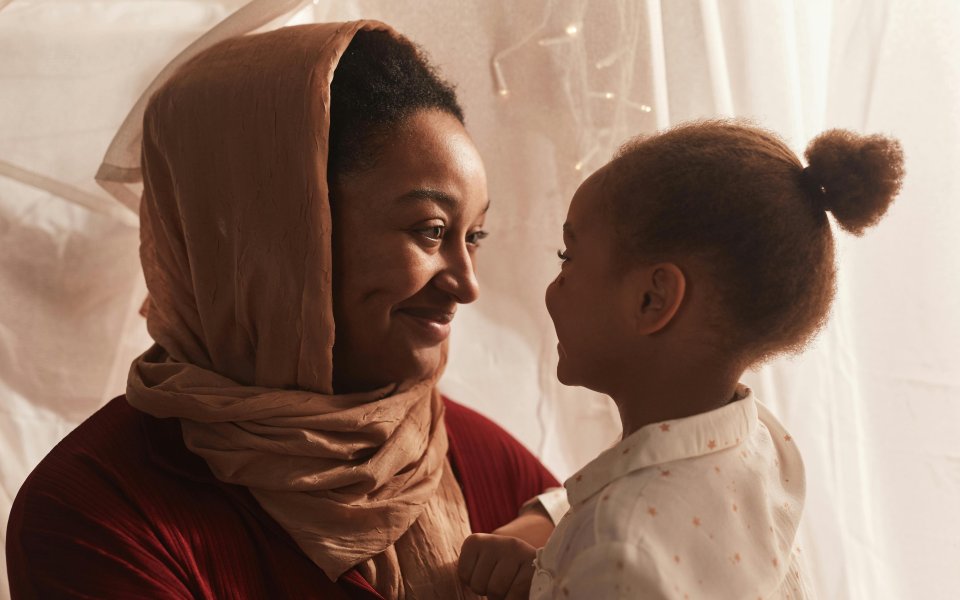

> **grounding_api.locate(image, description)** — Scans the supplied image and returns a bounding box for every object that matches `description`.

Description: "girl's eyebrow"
[562,222,575,242]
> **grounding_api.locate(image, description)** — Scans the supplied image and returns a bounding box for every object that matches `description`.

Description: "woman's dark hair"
[328,29,464,177]
[606,120,904,364]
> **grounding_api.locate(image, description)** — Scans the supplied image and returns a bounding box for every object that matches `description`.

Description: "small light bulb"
[574,161,584,171]
[492,60,510,98]
[627,101,653,113]
[565,24,579,36]
[604,92,615,99]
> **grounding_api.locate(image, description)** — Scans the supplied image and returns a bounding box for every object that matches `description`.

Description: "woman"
[6,21,558,599]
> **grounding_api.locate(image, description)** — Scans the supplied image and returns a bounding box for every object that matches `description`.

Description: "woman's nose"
[433,244,480,304]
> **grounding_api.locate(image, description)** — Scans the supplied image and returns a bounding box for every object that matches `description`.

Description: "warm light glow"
[627,101,654,113]
[565,24,579,36]
[492,60,509,98]
[589,91,616,100]
[574,146,600,173]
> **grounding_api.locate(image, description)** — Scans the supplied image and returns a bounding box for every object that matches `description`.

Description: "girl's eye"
[557,249,570,263]
[417,225,445,242]
[466,230,489,247]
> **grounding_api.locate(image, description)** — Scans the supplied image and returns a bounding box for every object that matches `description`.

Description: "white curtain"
[2,1,958,598]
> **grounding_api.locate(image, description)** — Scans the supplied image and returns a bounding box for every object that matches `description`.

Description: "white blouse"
[530,389,813,600]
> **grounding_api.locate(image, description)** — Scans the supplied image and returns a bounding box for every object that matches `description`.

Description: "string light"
[488,0,554,98]
[595,49,623,69]
[487,4,655,174]
[573,145,600,172]
[538,22,582,47]
[538,36,574,47]
[492,59,510,97]
[627,101,653,112]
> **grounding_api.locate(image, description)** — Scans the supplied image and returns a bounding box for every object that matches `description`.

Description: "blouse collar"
[565,386,757,507]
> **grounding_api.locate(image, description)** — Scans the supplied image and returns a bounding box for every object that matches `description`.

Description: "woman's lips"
[396,307,455,344]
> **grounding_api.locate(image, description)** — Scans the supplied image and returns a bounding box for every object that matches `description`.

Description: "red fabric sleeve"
[5,399,357,600]
[6,433,199,599]
[7,498,199,600]
[442,398,560,534]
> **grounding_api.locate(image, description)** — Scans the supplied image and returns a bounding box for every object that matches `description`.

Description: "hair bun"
[802,129,905,235]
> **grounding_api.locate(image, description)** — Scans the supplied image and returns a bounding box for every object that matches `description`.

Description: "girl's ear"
[627,262,686,335]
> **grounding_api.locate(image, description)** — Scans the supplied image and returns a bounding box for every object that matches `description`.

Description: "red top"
[7,396,558,599]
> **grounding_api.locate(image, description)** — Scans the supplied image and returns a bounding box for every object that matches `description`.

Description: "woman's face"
[330,109,489,393]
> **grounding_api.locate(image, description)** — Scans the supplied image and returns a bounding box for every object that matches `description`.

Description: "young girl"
[458,120,904,599]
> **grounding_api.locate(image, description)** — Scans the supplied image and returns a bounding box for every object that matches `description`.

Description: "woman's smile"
[395,305,457,344]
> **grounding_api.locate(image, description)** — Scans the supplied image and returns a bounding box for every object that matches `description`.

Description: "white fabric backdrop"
[2,1,958,598]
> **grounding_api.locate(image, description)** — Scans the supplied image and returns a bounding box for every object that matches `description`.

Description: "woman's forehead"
[341,112,488,215]
[390,111,484,173]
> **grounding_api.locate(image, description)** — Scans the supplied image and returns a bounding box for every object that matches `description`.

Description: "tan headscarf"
[126,22,475,600]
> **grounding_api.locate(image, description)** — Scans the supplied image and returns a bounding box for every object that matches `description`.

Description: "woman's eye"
[466,230,489,247]
[557,249,570,264]
[417,225,445,242]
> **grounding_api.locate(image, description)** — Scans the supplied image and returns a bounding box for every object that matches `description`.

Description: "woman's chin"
[333,344,445,392]
[397,345,446,382]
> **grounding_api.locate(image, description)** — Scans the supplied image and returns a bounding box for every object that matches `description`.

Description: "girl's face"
[545,167,633,393]
[330,110,489,393]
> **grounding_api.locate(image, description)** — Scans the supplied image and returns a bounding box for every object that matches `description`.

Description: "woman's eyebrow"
[562,222,575,242]
[398,188,491,214]
[399,188,456,207]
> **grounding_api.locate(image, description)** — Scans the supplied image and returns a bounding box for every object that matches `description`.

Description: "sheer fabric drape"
[2,1,958,598]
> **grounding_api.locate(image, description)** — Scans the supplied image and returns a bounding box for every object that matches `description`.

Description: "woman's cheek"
[399,250,445,295]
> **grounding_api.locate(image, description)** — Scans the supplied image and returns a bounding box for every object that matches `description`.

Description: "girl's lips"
[396,307,455,343]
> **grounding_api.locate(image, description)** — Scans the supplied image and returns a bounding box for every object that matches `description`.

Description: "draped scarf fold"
[126,21,475,599]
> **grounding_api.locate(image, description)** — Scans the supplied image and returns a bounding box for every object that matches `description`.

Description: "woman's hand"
[458,533,536,600]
